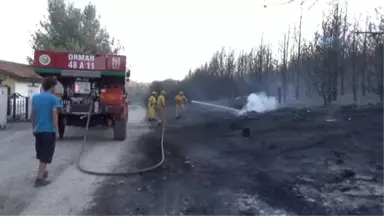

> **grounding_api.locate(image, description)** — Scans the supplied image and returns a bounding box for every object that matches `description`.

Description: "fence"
[7,93,29,122]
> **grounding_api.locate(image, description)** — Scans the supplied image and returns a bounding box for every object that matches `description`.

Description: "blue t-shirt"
[32,92,62,133]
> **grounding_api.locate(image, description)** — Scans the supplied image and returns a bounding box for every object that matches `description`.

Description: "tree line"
[29,1,383,106]
[150,2,384,106]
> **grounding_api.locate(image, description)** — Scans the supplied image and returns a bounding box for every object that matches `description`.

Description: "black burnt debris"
[85,104,383,215]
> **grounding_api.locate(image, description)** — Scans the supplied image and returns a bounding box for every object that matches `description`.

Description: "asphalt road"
[0,105,150,215]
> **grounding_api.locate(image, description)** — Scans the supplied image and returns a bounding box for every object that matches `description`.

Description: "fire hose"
[75,99,242,176]
[75,101,166,176]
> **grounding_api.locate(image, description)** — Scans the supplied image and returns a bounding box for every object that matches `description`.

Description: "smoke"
[239,92,278,115]
[190,92,278,117]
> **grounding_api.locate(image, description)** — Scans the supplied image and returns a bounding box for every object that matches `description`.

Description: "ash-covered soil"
[85,103,383,215]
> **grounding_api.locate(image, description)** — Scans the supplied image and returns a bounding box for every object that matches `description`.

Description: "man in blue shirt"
[31,77,62,188]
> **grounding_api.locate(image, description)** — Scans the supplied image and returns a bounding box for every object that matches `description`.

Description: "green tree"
[27,0,122,64]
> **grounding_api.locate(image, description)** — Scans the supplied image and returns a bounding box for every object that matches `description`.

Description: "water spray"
[191,100,242,115]
[191,92,278,116]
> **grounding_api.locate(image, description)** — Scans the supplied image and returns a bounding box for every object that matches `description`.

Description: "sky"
[0,0,381,82]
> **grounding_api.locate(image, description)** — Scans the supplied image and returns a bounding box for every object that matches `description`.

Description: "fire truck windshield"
[74,81,91,94]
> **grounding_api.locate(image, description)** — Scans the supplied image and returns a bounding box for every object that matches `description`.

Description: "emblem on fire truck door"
[39,54,51,66]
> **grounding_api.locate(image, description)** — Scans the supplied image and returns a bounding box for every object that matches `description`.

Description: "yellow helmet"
[152,91,157,95]
[179,91,184,95]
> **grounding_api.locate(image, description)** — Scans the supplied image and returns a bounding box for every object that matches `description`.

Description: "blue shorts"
[34,132,56,163]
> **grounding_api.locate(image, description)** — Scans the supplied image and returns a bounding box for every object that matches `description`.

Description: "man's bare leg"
[35,162,50,187]
[37,162,47,179]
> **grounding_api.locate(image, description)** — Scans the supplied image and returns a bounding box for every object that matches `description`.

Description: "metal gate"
[7,93,29,122]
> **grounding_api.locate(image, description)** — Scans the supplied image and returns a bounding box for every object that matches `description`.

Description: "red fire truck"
[33,50,130,140]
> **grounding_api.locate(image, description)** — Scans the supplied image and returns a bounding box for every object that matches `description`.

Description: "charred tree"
[361,21,369,97]
[354,30,384,102]
[296,7,303,100]
[281,27,291,102]
[340,1,348,96]
[351,21,358,102]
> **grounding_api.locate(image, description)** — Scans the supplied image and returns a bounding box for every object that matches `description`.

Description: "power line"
[353,31,384,36]
[263,0,296,6]
[353,31,384,44]
[266,0,295,4]
[307,0,321,10]
[263,0,321,11]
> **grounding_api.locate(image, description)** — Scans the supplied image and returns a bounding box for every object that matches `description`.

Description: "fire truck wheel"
[113,118,127,141]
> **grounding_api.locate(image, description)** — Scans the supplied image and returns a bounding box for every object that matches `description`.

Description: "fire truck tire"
[113,118,127,140]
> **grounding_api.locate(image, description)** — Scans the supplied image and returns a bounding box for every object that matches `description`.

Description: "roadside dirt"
[86,103,383,215]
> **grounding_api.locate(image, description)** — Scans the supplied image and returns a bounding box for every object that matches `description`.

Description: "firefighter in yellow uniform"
[175,91,188,119]
[157,90,166,124]
[148,91,157,121]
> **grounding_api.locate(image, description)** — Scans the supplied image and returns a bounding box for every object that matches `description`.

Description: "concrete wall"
[15,82,29,97]
[0,86,7,128]
[1,77,41,96]
[1,77,16,94]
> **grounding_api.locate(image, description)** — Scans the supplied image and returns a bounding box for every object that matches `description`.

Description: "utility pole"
[353,31,384,101]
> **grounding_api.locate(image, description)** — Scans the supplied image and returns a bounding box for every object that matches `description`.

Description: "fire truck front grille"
[61,100,101,114]
[94,101,99,113]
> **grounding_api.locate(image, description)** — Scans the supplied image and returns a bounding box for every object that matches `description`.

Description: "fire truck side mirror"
[126,70,131,82]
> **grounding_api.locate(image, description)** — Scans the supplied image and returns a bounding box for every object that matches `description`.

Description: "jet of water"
[191,100,241,115]
[191,92,278,117]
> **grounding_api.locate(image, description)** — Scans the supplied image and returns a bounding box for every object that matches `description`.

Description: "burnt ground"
[85,103,383,215]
